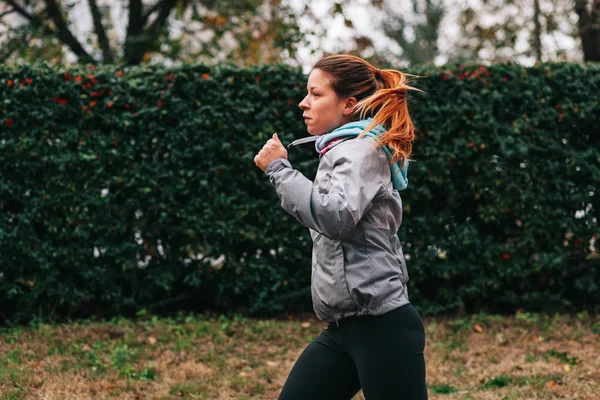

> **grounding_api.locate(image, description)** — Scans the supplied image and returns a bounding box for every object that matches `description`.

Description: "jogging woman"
[254,54,428,400]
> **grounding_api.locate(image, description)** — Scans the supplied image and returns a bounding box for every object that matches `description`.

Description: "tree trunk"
[88,0,114,63]
[575,0,600,62]
[533,0,542,62]
[124,0,146,65]
[124,0,179,65]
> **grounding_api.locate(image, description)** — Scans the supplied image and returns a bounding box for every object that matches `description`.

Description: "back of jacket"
[265,136,410,323]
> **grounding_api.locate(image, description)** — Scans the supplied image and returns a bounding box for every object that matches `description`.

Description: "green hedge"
[0,62,598,324]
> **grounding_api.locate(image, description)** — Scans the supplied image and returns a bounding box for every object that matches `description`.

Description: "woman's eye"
[313,93,319,98]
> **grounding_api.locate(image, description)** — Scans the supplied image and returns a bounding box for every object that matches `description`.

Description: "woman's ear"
[342,97,357,116]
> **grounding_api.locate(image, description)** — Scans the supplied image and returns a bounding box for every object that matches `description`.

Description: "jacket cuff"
[264,158,292,176]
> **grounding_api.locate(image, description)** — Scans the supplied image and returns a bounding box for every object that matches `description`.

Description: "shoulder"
[327,136,387,166]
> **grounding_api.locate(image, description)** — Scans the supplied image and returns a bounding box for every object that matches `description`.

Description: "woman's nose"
[299,96,309,110]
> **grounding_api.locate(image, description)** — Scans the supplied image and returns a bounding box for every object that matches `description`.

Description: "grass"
[1,311,599,399]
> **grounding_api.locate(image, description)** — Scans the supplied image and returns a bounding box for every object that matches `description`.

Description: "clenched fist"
[254,133,288,171]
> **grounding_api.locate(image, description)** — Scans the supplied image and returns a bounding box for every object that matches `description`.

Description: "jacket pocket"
[313,234,355,312]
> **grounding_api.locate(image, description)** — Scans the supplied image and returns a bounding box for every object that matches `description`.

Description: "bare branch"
[4,0,48,29]
[0,7,16,19]
[87,0,113,63]
[148,0,178,34]
[43,0,95,63]
[142,0,164,25]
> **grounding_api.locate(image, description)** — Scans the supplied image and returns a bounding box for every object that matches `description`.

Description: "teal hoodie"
[288,118,409,191]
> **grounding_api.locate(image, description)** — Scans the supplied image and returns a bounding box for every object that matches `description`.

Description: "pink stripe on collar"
[319,138,344,155]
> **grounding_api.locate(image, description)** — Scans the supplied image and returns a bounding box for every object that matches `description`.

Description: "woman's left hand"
[254,133,288,171]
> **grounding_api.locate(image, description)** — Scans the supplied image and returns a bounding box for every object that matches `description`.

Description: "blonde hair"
[313,54,421,167]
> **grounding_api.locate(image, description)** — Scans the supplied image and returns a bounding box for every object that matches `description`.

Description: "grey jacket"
[265,136,410,323]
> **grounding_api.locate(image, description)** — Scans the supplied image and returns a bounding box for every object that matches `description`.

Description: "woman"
[254,54,428,400]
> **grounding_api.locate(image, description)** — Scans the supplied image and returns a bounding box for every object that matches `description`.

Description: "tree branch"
[0,7,16,19]
[3,0,50,31]
[148,0,178,34]
[43,0,95,63]
[87,0,113,63]
[142,0,164,25]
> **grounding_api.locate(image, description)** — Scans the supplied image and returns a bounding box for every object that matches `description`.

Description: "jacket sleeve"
[264,139,387,240]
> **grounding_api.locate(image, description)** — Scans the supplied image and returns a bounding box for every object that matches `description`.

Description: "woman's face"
[299,68,353,135]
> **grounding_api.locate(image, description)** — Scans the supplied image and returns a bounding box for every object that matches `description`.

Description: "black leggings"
[278,303,428,400]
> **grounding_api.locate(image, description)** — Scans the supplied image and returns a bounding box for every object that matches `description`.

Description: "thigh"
[349,305,428,400]
[278,332,361,400]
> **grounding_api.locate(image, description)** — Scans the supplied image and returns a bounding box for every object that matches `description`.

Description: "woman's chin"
[307,126,325,136]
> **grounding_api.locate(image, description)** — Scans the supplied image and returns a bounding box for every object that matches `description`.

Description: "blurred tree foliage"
[325,0,597,66]
[0,0,309,66]
[452,0,598,63]
[1,0,596,67]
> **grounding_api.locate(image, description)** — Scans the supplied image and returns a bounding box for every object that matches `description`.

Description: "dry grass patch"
[1,311,598,399]
[424,311,600,399]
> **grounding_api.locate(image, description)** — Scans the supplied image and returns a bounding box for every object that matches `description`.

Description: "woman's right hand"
[254,133,288,171]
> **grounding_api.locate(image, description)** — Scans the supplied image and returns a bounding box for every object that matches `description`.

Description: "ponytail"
[356,68,421,168]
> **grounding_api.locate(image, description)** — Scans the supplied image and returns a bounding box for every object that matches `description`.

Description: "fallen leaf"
[563,364,571,372]
[82,344,91,351]
[473,324,483,333]
[546,381,557,387]
[301,322,311,328]
[148,336,157,345]
[266,360,279,367]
